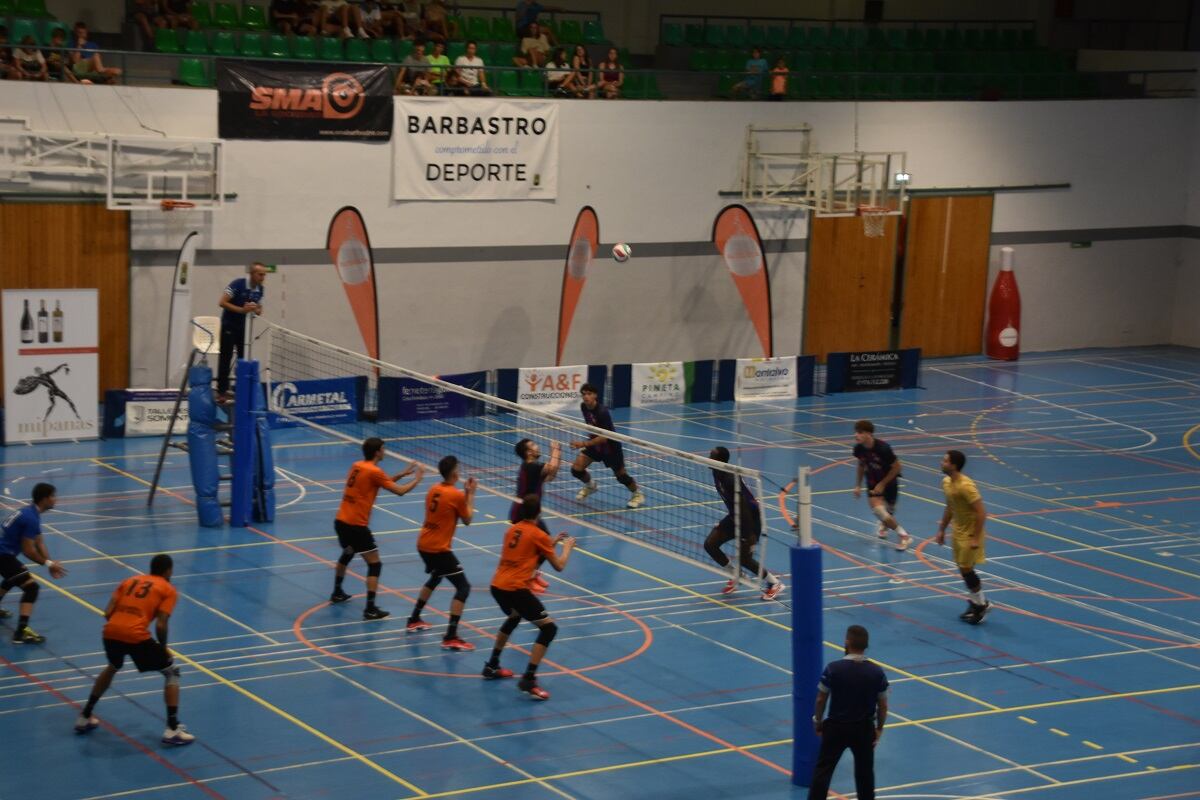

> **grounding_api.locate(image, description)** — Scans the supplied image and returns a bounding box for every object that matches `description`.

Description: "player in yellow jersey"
[936,450,990,624]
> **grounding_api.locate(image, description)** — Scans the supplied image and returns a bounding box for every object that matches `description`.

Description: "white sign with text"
[735,356,797,402]
[517,365,586,412]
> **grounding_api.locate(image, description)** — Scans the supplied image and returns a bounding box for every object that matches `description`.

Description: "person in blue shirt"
[732,47,770,98]
[515,1,562,39]
[0,483,67,644]
[216,262,267,404]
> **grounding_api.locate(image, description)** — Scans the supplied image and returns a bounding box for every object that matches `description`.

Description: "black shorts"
[103,638,172,672]
[491,586,548,622]
[868,481,900,507]
[0,554,30,588]
[335,519,377,554]
[715,511,762,543]
[419,550,463,578]
[582,442,625,472]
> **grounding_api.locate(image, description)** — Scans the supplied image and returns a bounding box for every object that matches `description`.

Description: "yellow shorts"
[951,533,986,569]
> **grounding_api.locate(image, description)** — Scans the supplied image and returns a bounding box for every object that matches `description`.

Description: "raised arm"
[385,463,425,496]
[542,441,562,480]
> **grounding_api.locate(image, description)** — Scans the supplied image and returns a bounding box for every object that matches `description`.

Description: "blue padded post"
[229,359,259,528]
[186,364,223,527]
[252,375,275,523]
[791,543,824,786]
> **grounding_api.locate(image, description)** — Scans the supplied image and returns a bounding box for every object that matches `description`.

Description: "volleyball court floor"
[1,346,1198,800]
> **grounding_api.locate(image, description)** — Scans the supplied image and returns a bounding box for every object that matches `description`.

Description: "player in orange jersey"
[74,555,193,745]
[331,437,424,620]
[482,495,575,700]
[406,455,478,650]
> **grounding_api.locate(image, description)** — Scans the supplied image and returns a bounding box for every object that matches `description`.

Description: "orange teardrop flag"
[326,206,380,361]
[556,206,599,366]
[713,204,773,357]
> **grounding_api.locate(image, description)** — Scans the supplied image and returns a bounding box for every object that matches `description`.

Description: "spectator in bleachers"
[426,40,451,92]
[317,0,370,39]
[545,47,575,96]
[596,47,623,99]
[162,0,198,32]
[70,22,122,85]
[0,27,17,80]
[44,28,74,82]
[515,21,550,68]
[769,56,788,101]
[421,0,451,45]
[571,43,594,98]
[132,0,166,44]
[272,1,317,36]
[375,1,407,38]
[359,1,388,38]
[515,1,563,40]
[14,35,48,81]
[450,40,492,96]
[395,40,435,95]
[732,47,769,98]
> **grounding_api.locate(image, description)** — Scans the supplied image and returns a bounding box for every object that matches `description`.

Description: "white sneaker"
[357,27,370,38]
[74,714,99,733]
[162,724,195,746]
[576,481,598,501]
[626,490,645,509]
[876,525,889,539]
[896,533,911,551]
[762,580,786,601]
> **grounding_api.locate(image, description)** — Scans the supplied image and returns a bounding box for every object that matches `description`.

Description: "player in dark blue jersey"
[512,438,561,593]
[0,483,68,643]
[853,420,911,551]
[704,447,784,600]
[569,383,645,509]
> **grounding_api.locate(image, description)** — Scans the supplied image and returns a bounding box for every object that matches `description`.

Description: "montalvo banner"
[735,356,798,402]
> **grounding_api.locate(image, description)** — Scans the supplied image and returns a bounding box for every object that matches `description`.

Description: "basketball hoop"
[160,199,196,212]
[858,205,889,238]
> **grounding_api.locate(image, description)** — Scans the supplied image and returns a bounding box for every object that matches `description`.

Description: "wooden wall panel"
[899,195,994,357]
[0,204,129,397]
[804,213,898,362]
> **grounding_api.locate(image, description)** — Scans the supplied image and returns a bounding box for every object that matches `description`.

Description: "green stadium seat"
[786,26,807,48]
[318,36,342,61]
[238,33,265,57]
[892,51,913,73]
[715,72,737,98]
[685,24,703,45]
[885,28,904,49]
[495,68,521,96]
[913,50,934,72]
[765,26,786,49]
[866,27,886,49]
[922,28,942,49]
[813,50,833,72]
[622,71,644,98]
[964,29,981,50]
[465,16,489,41]
[807,27,826,48]
[266,34,290,58]
[491,16,515,41]
[184,29,209,54]
[395,39,414,60]
[871,51,892,72]
[981,28,999,49]
[447,41,466,62]
[242,4,269,31]
[10,17,40,46]
[943,29,964,49]
[154,26,182,54]
[211,30,237,56]
[619,47,632,64]
[790,50,813,71]
[905,28,922,48]
[493,42,517,64]
[15,0,50,18]
[190,2,212,30]
[447,15,463,38]
[747,26,765,47]
[214,2,239,29]
[833,50,854,72]
[539,18,558,40]
[642,73,664,99]
[292,35,316,59]
[1020,28,1035,48]
[826,27,847,49]
[849,28,869,49]
[178,58,209,87]
[0,0,15,13]
[687,48,713,71]
[582,20,605,44]
[662,23,684,46]
[344,38,370,62]
[558,19,582,44]
[823,74,847,99]
[1001,29,1019,50]
[370,38,394,62]
[703,25,724,47]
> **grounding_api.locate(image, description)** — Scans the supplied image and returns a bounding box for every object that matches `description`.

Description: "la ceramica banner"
[393,97,558,200]
[518,365,585,411]
[3,289,99,443]
[631,362,686,407]
[735,356,797,402]
[218,60,393,140]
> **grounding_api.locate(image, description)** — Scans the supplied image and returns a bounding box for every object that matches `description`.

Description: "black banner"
[845,350,902,391]
[217,60,392,141]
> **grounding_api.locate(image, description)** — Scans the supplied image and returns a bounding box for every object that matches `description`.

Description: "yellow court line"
[1182,423,1200,464]
[987,763,1200,797]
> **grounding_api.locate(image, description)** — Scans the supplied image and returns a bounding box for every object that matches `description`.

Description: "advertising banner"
[269,377,359,428]
[630,362,687,407]
[390,371,486,421]
[218,60,393,140]
[735,356,797,402]
[125,390,188,436]
[846,350,902,391]
[517,364,586,411]
[393,97,558,200]
[3,289,99,444]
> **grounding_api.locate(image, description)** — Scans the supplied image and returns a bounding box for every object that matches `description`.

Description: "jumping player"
[569,383,645,509]
[704,447,784,600]
[937,450,991,624]
[407,455,478,650]
[483,495,575,700]
[852,420,911,550]
[74,554,194,745]
[0,483,67,644]
[331,437,425,620]
[511,437,561,593]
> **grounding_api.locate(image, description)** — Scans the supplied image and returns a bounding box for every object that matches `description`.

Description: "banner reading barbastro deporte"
[218,60,393,140]
[394,98,558,200]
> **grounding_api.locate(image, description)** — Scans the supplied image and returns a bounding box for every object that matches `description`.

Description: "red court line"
[0,654,225,800]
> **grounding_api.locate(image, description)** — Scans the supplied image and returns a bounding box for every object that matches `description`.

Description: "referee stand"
[791,467,823,786]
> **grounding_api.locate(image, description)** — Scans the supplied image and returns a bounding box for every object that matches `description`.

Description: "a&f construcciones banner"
[394,98,558,200]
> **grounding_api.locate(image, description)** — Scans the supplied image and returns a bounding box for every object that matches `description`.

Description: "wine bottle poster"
[2,289,99,444]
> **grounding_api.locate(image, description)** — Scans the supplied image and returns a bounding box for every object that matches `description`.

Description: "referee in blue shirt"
[216,262,267,403]
[808,625,889,800]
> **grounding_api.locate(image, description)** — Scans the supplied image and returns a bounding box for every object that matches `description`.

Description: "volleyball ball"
[612,243,632,263]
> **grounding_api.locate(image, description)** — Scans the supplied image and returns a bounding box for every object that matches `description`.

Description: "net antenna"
[740,124,907,235]
[258,322,778,589]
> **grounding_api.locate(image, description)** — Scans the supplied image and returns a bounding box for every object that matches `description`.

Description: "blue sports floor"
[1,346,1198,800]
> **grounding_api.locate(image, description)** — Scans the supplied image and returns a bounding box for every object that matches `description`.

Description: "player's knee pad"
[871,504,894,524]
[162,664,181,687]
[500,615,521,635]
[535,622,558,647]
[20,582,39,603]
[570,467,588,481]
[1,575,20,591]
[616,472,634,488]
[366,562,382,578]
[337,549,355,566]
[448,573,470,603]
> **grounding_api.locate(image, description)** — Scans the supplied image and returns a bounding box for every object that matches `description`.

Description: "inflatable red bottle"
[985,246,1021,361]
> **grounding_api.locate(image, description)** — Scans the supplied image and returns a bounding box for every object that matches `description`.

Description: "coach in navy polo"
[216,262,267,403]
[808,624,889,800]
